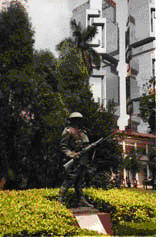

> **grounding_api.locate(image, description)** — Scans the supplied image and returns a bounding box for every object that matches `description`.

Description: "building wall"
[72,2,89,29]
[73,1,107,107]
[129,0,155,96]
[72,0,155,133]
[72,0,156,187]
[102,2,119,108]
[102,1,118,55]
[129,0,151,42]
[129,0,155,133]
[72,0,119,109]
[105,20,118,54]
[106,68,119,104]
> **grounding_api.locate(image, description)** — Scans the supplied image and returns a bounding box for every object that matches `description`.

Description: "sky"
[27,0,87,57]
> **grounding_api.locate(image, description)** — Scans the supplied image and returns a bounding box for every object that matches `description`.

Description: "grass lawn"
[0,187,156,236]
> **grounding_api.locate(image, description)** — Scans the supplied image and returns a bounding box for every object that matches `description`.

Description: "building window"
[152,58,155,78]
[113,5,116,23]
[150,8,155,33]
[101,24,105,48]
[125,27,130,49]
[126,78,131,102]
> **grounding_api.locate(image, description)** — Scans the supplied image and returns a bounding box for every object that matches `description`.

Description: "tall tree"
[0,1,35,188]
[0,1,67,189]
[56,41,93,112]
[57,19,101,74]
[33,49,58,91]
[56,41,122,184]
[0,1,34,72]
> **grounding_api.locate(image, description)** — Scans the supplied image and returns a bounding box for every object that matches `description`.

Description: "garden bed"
[84,187,156,236]
[0,188,156,236]
[0,188,104,236]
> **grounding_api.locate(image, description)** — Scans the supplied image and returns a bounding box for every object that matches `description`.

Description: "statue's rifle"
[63,135,113,171]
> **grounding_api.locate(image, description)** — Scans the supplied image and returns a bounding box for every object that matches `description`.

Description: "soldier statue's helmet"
[69,112,83,119]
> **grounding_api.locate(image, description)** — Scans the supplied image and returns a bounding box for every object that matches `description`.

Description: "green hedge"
[0,188,156,236]
[115,218,156,236]
[84,187,156,236]
[0,188,104,236]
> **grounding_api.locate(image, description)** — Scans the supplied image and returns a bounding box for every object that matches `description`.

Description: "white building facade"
[72,0,155,134]
[126,0,155,133]
[72,0,156,188]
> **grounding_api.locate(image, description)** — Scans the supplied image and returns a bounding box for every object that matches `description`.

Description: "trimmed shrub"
[84,187,156,236]
[0,188,156,236]
[114,219,156,236]
[0,188,104,236]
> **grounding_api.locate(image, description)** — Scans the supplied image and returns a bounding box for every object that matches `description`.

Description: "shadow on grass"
[113,220,156,236]
[4,231,51,237]
[44,191,98,209]
[44,192,82,208]
[4,230,73,237]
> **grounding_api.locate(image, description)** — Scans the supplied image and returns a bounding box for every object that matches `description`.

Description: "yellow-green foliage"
[84,188,156,222]
[0,188,102,236]
[0,188,156,236]
[84,187,156,236]
[56,42,89,83]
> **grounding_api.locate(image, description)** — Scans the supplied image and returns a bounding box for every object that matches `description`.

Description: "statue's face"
[70,118,83,128]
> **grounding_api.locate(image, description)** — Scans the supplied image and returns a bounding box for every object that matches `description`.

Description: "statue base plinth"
[70,206,113,235]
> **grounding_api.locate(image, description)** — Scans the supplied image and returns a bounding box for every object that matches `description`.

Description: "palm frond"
[70,19,77,31]
[70,19,83,46]
[70,19,82,32]
[62,19,101,74]
[82,25,97,42]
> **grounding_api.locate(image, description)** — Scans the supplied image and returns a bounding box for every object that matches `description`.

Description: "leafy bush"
[115,218,156,236]
[0,188,104,236]
[84,187,156,236]
[88,171,113,190]
[0,188,156,236]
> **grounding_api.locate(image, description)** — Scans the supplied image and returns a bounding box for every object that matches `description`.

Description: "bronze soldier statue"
[58,112,93,207]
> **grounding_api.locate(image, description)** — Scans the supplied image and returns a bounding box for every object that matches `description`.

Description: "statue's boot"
[75,188,93,207]
[58,187,66,203]
[79,195,94,207]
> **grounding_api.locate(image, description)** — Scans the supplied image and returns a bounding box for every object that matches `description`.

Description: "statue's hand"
[68,151,80,158]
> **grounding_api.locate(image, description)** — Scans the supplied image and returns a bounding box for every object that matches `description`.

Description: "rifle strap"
[92,150,96,160]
